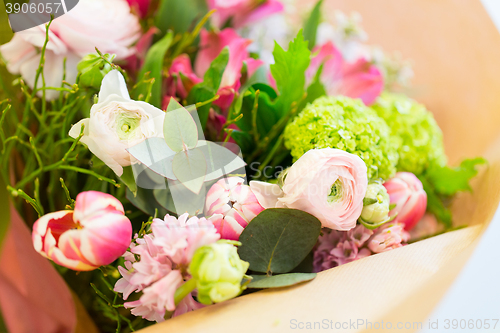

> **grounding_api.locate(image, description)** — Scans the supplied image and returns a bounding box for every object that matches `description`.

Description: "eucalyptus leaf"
[135,31,173,107]
[164,100,198,152]
[126,187,168,217]
[127,138,177,180]
[196,140,246,182]
[172,148,207,194]
[120,166,137,195]
[247,273,316,289]
[238,208,322,274]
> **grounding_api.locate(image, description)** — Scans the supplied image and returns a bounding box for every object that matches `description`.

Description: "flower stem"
[174,278,197,306]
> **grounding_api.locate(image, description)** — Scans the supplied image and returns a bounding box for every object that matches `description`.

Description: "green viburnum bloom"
[360,182,392,229]
[284,96,399,180]
[189,240,249,305]
[371,92,447,175]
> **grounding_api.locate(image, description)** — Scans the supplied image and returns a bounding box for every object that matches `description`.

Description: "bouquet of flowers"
[0,0,488,331]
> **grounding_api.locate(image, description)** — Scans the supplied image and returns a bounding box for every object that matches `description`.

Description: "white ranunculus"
[69,70,165,176]
[0,0,140,100]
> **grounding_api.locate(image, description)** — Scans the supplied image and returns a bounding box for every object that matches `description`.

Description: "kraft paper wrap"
[138,0,500,332]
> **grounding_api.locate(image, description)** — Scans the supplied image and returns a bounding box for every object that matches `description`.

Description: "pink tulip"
[32,191,132,271]
[195,29,263,110]
[166,54,202,100]
[208,0,284,29]
[306,42,384,105]
[383,172,427,231]
[205,177,265,240]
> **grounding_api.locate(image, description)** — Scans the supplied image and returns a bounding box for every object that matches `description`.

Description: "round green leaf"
[164,99,198,152]
[172,148,207,194]
[247,273,316,289]
[238,208,321,274]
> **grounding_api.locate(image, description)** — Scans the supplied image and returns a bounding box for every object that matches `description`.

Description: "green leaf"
[187,48,229,128]
[126,187,168,219]
[127,137,177,179]
[164,99,198,152]
[270,30,311,117]
[419,176,452,228]
[247,273,316,289]
[304,64,326,105]
[155,0,208,36]
[172,148,207,194]
[120,166,137,195]
[303,0,323,50]
[0,177,10,253]
[426,158,487,196]
[238,87,279,138]
[231,130,255,154]
[238,208,321,274]
[0,0,13,45]
[135,31,173,108]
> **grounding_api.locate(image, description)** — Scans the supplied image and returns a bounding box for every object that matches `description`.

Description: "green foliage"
[247,273,316,289]
[0,177,10,253]
[284,96,399,180]
[0,0,13,44]
[303,0,323,50]
[77,53,115,90]
[371,92,447,175]
[155,0,208,36]
[135,31,174,108]
[187,48,229,128]
[270,30,311,118]
[238,208,322,274]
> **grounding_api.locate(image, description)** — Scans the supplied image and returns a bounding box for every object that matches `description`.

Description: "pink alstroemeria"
[208,0,284,29]
[32,191,132,271]
[306,42,384,105]
[205,177,265,240]
[127,0,150,18]
[166,54,202,100]
[195,29,263,110]
[383,172,427,231]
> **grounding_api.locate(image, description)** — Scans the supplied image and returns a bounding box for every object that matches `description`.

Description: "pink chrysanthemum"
[114,213,220,322]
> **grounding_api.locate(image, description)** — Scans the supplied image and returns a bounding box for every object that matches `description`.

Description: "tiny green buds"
[359,182,394,229]
[77,53,116,89]
[189,240,249,305]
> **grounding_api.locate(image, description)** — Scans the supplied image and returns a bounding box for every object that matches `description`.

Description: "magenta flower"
[306,42,384,105]
[383,172,427,231]
[205,177,265,240]
[166,54,202,100]
[114,213,220,322]
[126,0,150,18]
[368,222,410,253]
[32,191,132,271]
[195,29,263,110]
[208,0,284,29]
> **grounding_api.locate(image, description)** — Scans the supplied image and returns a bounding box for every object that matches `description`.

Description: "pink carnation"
[114,213,220,322]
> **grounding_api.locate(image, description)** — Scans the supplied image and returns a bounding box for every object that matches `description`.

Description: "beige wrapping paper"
[137,1,500,332]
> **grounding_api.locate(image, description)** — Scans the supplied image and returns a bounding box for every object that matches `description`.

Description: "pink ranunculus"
[0,0,140,100]
[367,222,410,253]
[126,0,150,18]
[278,148,368,231]
[195,28,263,110]
[306,41,384,105]
[208,0,284,29]
[166,54,202,100]
[383,172,427,231]
[205,177,265,240]
[114,213,219,322]
[32,191,132,271]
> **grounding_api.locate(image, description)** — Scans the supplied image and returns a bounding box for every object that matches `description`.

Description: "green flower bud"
[189,240,249,305]
[360,182,390,224]
[77,53,116,89]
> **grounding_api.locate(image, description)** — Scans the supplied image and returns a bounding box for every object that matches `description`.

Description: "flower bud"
[359,182,391,227]
[189,240,249,305]
[77,53,116,89]
[383,172,427,231]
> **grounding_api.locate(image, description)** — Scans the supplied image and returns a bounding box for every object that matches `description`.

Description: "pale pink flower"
[409,213,444,240]
[165,54,202,100]
[278,148,368,231]
[173,293,205,317]
[208,0,284,29]
[331,240,371,266]
[114,213,219,322]
[195,28,263,110]
[0,0,140,99]
[32,191,132,271]
[383,172,427,231]
[306,42,384,105]
[347,224,373,247]
[205,177,264,240]
[368,222,410,253]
